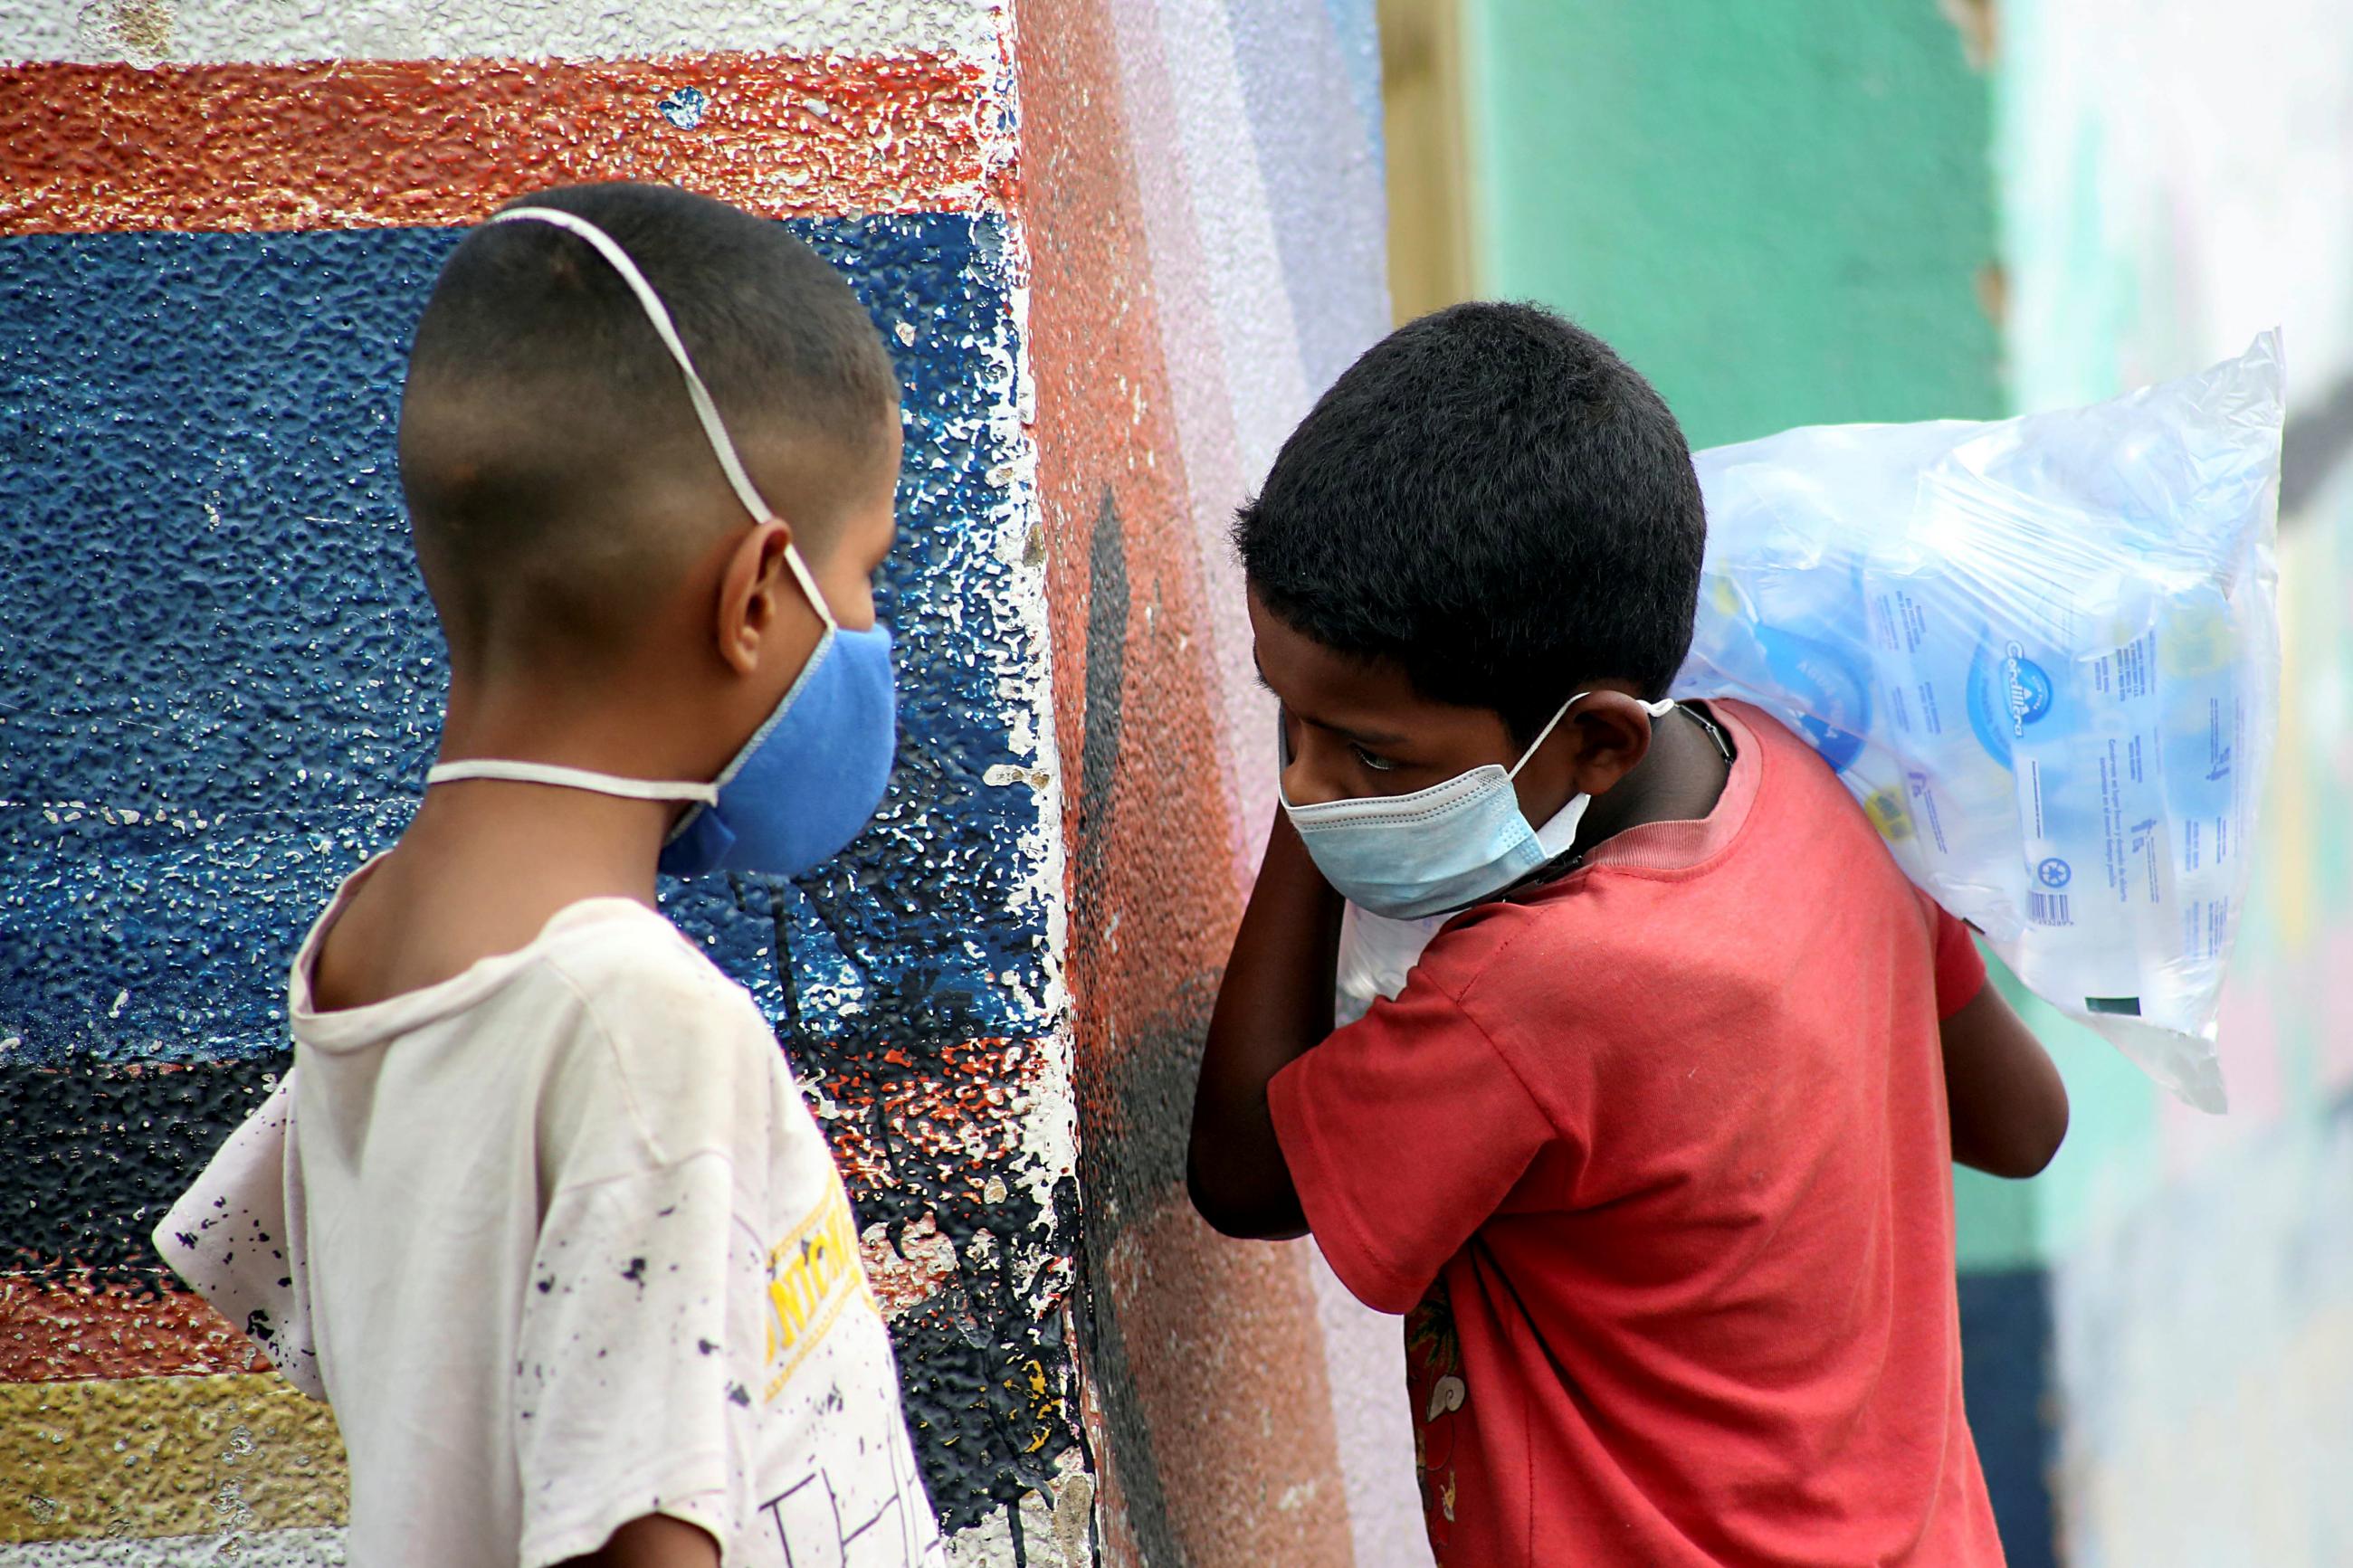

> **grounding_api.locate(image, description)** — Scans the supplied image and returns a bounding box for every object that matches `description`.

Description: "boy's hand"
[1939,982,2069,1178]
[1186,808,1346,1239]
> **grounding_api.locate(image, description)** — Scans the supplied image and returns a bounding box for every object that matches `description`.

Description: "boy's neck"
[398,779,676,904]
[1568,703,1733,857]
[306,772,681,1012]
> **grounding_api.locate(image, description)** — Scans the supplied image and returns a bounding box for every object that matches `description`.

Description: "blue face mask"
[655,570,897,879]
[424,205,898,880]
[1281,692,1676,919]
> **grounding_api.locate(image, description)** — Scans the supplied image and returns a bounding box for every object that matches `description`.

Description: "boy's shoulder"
[1410,700,1923,1019]
[526,898,761,1032]
[493,900,791,1179]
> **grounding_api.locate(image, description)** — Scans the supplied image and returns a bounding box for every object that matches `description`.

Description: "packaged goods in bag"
[1674,334,2282,1109]
[1329,338,2281,1110]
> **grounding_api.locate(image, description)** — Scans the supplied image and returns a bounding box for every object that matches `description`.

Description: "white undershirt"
[1331,795,1589,1026]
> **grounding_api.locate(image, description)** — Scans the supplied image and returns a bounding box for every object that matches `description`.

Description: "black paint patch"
[1069,981,1217,1568]
[1062,486,1182,1567]
[1958,1266,2060,1568]
[891,1292,1073,1534]
[1076,486,1129,903]
[0,1056,281,1283]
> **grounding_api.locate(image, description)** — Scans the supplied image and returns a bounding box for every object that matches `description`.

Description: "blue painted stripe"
[0,215,1047,1064]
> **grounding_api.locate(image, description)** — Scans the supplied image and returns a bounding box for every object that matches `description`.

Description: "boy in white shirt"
[156,182,943,1568]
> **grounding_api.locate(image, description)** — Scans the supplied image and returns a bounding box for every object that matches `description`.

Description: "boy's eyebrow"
[1252,651,1413,748]
[1305,713,1413,748]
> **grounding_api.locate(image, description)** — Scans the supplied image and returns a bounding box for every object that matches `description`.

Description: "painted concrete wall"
[0,3,1392,1563]
[1017,4,1409,1561]
[1461,0,2004,451]
[1453,3,2352,1564]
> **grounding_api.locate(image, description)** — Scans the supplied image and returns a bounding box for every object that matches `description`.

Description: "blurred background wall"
[1380,1,2353,1563]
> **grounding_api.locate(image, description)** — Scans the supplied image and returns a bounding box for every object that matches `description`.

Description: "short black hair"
[1235,301,1705,743]
[400,182,898,676]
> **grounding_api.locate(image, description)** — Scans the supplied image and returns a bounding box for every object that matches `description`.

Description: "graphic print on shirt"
[763,1176,872,1398]
[758,1395,948,1568]
[1405,1280,1468,1560]
[751,1176,944,1566]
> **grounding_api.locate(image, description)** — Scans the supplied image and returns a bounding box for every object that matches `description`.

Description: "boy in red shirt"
[1188,303,2070,1566]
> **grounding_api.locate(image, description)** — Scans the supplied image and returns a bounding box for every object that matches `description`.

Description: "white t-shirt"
[156,869,942,1567]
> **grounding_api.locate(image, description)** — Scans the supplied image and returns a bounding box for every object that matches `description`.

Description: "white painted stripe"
[1109,0,1308,889]
[3,0,1000,68]
[1307,1243,1434,1568]
[0,1527,348,1565]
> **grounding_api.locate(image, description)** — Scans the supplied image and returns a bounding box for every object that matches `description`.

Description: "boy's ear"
[1561,693,1659,797]
[712,519,800,677]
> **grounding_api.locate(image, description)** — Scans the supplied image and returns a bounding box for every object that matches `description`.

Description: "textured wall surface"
[1,2,1398,1563]
[1017,2,1404,1563]
[0,4,1075,1561]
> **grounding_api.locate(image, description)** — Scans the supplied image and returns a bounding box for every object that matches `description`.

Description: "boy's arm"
[565,1515,719,1568]
[1939,981,2069,1178]
[1187,807,1345,1240]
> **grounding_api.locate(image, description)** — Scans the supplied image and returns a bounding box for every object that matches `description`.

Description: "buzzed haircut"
[1235,301,1706,745]
[399,182,899,678]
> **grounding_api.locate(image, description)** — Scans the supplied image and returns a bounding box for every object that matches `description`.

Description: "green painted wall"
[1461,0,2003,451]
[1458,0,2028,1265]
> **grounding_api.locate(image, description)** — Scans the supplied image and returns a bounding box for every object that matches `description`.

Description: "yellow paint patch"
[1,1373,345,1543]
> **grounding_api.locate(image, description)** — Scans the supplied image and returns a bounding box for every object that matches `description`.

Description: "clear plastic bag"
[1673,334,2284,1108]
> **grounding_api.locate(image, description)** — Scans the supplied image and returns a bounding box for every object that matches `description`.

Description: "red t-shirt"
[1269,702,2001,1567]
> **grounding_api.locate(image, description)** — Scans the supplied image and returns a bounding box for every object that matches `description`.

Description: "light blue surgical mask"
[1281,692,1676,919]
[425,206,897,880]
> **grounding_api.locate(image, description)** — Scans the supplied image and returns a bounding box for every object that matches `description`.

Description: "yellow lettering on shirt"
[759,1180,874,1398]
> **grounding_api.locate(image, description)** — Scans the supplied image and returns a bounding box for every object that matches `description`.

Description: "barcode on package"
[2029,891,2072,927]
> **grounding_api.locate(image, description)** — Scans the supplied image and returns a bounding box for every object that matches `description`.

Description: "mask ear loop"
[486,204,836,634]
[778,541,840,634]
[1505,692,1677,778]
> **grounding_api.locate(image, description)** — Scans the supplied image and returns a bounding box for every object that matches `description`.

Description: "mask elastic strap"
[1506,692,1677,779]
[425,757,719,804]
[781,541,839,633]
[486,205,835,632]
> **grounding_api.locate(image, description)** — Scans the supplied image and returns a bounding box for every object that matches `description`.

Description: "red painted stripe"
[0,1273,269,1382]
[1,52,1003,237]
[822,1035,1051,1194]
[1,1247,954,1383]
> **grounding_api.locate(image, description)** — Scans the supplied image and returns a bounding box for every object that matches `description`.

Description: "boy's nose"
[1280,752,1345,810]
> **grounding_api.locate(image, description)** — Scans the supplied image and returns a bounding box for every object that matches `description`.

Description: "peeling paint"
[0,55,1008,236]
[0,1373,346,1542]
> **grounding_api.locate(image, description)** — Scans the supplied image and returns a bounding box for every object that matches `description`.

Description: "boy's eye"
[1351,744,1398,774]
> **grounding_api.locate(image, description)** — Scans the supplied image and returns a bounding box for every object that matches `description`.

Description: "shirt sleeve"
[1925,895,1989,1020]
[1266,977,1558,1316]
[512,1152,751,1568]
[151,1073,324,1398]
